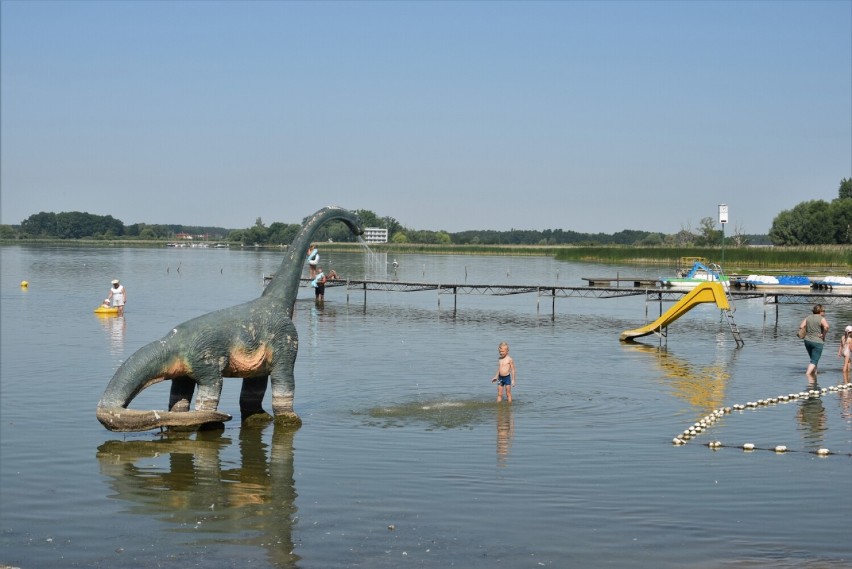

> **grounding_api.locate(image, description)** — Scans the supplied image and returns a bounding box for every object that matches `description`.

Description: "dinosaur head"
[321,205,364,239]
[347,211,365,238]
[262,206,366,305]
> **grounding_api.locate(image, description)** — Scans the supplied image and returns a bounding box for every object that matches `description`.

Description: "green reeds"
[552,245,852,271]
[347,243,851,271]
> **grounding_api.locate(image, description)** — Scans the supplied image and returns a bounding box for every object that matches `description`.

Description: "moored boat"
[659,260,729,290]
[810,276,852,291]
[740,275,811,290]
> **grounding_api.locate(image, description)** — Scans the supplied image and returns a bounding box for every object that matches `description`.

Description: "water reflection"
[96,425,299,568]
[625,343,731,412]
[97,314,125,357]
[840,388,852,422]
[496,404,515,467]
[796,386,827,446]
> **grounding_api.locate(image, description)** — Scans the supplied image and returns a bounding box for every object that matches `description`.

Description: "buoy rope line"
[672,382,852,457]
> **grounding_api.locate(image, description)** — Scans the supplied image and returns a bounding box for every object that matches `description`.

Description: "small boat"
[659,260,729,290]
[94,305,120,315]
[740,275,811,290]
[810,275,852,291]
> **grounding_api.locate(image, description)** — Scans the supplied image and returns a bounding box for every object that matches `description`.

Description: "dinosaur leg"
[163,373,227,431]
[240,377,272,425]
[169,377,195,412]
[270,351,301,427]
[195,377,224,412]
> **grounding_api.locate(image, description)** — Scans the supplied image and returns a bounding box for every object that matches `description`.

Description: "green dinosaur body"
[97,206,363,432]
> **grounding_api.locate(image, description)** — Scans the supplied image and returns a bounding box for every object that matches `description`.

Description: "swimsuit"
[497,374,511,386]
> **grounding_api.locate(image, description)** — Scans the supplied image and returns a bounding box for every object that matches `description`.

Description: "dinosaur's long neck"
[261,206,362,314]
[98,341,171,409]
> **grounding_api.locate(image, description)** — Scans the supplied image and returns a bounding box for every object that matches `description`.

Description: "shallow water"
[1,245,850,568]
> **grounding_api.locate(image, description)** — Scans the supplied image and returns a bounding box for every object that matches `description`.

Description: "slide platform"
[620,282,730,342]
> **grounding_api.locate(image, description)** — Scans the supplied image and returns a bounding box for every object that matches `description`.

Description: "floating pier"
[271,276,852,319]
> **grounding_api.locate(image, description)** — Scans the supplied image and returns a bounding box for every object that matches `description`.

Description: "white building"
[363,227,389,243]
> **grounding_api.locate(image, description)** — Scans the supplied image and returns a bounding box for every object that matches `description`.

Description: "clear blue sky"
[2,0,850,235]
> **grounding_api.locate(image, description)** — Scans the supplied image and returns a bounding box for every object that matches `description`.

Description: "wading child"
[838,325,852,380]
[491,342,516,403]
[311,268,338,305]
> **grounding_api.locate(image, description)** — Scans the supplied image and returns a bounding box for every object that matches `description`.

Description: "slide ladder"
[620,282,743,346]
[724,308,744,347]
[717,264,744,347]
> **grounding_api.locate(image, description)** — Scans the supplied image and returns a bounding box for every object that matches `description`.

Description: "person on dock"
[837,325,852,381]
[491,341,516,402]
[107,279,126,316]
[799,304,829,382]
[307,244,320,278]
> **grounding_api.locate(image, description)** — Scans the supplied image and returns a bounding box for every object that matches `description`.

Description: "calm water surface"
[1,245,850,568]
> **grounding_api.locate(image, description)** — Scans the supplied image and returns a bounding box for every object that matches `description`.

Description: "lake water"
[1,244,850,569]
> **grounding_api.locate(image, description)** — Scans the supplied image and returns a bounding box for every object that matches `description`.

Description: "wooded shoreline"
[3,240,850,273]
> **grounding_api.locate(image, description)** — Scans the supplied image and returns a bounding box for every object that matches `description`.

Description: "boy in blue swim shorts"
[490,342,516,402]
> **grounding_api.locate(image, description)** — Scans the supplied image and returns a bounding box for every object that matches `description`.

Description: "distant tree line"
[0,208,768,247]
[3,178,849,246]
[767,178,852,245]
[18,211,125,239]
[3,211,231,241]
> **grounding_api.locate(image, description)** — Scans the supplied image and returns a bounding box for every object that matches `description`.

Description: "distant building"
[363,227,388,243]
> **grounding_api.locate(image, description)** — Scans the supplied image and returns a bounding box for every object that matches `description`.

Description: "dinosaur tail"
[96,407,232,432]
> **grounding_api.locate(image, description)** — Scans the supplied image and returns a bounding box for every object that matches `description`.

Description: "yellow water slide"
[620,282,730,342]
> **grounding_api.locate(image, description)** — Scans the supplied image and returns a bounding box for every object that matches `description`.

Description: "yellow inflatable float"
[94,306,120,315]
[95,300,120,315]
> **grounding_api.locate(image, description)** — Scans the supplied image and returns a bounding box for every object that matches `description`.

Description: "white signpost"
[719,204,728,267]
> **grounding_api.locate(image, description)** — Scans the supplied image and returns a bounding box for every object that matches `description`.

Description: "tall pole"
[719,204,728,271]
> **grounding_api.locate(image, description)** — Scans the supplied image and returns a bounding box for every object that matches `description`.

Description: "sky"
[1,1,850,235]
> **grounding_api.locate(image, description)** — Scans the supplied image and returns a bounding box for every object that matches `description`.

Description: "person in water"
[799,304,829,382]
[306,244,320,278]
[311,267,338,305]
[491,341,516,403]
[107,279,126,316]
[838,325,852,381]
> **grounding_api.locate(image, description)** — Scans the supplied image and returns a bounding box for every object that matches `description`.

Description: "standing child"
[838,325,852,380]
[491,342,516,402]
[311,266,326,305]
[307,244,320,278]
[311,268,339,305]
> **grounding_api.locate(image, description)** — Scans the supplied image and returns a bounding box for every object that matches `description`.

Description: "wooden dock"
[279,276,852,321]
[581,276,661,287]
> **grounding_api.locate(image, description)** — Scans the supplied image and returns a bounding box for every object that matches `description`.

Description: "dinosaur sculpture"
[97,206,363,432]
